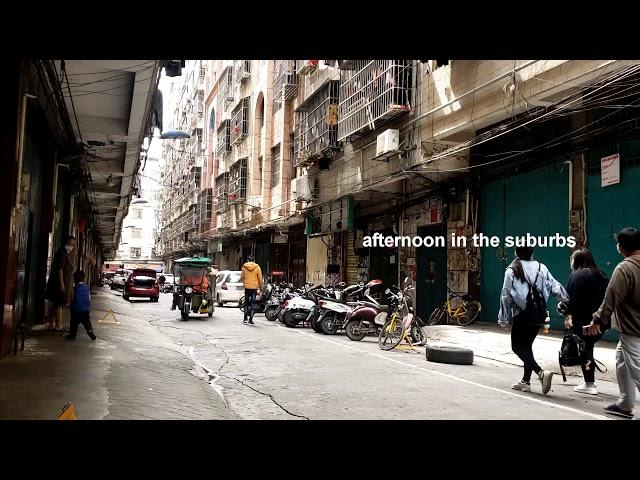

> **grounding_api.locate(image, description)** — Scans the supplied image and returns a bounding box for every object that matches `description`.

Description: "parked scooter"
[264,282,293,321]
[238,283,274,314]
[316,280,381,335]
[279,283,323,328]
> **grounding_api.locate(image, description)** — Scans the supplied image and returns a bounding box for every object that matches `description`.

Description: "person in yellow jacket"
[241,255,263,324]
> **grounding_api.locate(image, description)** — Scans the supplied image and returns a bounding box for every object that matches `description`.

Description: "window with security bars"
[130,247,141,258]
[338,60,414,141]
[231,97,249,145]
[132,228,142,239]
[271,145,281,188]
[216,120,231,157]
[198,188,213,234]
[215,172,229,212]
[229,157,248,204]
[233,60,251,85]
[218,66,234,105]
[273,60,298,102]
[294,80,340,167]
[133,208,143,219]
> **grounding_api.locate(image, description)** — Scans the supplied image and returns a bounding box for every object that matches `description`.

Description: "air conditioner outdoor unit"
[376,129,399,157]
[294,174,312,201]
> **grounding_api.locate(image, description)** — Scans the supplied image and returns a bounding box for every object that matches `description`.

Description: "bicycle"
[378,280,427,351]
[427,287,481,327]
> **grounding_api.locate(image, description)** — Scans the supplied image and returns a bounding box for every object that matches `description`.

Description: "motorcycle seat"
[361,301,388,312]
[315,295,348,304]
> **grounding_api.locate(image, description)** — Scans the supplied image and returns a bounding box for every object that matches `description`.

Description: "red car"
[123,268,160,302]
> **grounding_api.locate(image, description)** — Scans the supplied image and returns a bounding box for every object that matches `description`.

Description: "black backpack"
[517,261,548,326]
[559,330,607,382]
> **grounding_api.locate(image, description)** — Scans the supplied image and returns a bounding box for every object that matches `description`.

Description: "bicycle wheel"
[378,318,405,351]
[456,301,481,326]
[428,307,447,326]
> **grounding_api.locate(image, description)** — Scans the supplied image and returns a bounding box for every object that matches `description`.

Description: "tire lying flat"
[425,344,474,365]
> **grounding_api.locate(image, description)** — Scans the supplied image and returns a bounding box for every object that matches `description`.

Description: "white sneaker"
[574,382,598,395]
[538,370,553,395]
[511,381,531,392]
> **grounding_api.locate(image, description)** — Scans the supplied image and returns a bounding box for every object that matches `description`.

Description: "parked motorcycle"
[238,283,274,314]
[278,283,321,328]
[264,282,293,321]
[316,280,380,335]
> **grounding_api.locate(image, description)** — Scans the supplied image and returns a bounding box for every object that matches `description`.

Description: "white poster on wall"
[601,153,621,187]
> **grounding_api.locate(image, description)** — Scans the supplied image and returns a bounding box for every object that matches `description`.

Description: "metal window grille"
[337,60,414,141]
[229,157,248,204]
[294,80,340,167]
[233,60,251,85]
[271,145,280,187]
[273,60,299,103]
[198,188,213,234]
[215,172,229,212]
[216,119,231,157]
[219,66,234,106]
[231,97,250,145]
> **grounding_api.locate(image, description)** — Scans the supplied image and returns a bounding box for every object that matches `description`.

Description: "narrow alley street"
[2,286,636,420]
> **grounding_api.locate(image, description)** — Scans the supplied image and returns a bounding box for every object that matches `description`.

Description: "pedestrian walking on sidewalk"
[241,255,263,325]
[45,236,76,332]
[65,271,96,341]
[558,248,609,395]
[498,246,569,394]
[587,227,640,419]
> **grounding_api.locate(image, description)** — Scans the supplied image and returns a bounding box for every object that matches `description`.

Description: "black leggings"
[571,324,603,383]
[511,314,542,382]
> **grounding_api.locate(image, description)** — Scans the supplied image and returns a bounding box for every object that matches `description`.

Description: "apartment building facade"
[160,59,640,334]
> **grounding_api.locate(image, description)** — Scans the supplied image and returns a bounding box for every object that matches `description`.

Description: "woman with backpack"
[498,246,569,394]
[557,248,609,395]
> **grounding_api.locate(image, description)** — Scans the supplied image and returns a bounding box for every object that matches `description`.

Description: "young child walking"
[66,271,96,341]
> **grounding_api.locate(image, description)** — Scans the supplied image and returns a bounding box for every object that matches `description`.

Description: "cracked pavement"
[4,286,638,420]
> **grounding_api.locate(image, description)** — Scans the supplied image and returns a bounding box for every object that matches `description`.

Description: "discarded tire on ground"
[425,344,474,365]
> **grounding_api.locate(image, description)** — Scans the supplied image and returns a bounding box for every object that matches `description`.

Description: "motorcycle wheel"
[181,308,189,321]
[282,310,299,328]
[265,306,278,321]
[238,296,245,310]
[320,312,339,335]
[345,319,366,341]
[310,314,323,333]
[410,325,427,346]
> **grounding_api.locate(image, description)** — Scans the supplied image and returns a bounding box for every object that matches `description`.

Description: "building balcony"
[216,119,231,157]
[337,60,414,141]
[233,60,251,86]
[273,60,299,102]
[228,157,248,205]
[294,80,340,167]
[230,97,249,145]
[215,172,229,213]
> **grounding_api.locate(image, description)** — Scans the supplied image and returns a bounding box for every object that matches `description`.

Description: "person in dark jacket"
[45,236,76,331]
[65,271,96,341]
[558,248,609,395]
